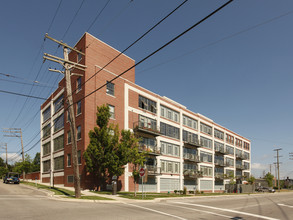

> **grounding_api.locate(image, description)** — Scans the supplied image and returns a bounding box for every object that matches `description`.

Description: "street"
[0,183,293,220]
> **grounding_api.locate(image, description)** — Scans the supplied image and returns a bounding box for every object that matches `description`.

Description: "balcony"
[184,138,201,148]
[215,173,224,179]
[214,159,225,167]
[145,165,161,175]
[133,121,161,136]
[138,144,161,156]
[183,170,203,179]
[183,154,200,163]
[214,147,225,154]
[236,153,245,160]
[236,164,245,170]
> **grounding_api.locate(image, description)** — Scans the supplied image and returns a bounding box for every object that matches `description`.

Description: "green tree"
[0,157,5,167]
[264,172,274,187]
[247,176,255,185]
[83,105,145,191]
[13,154,33,177]
[0,167,8,179]
[32,152,40,172]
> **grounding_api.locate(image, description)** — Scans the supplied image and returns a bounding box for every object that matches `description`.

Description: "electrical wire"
[0,77,55,88]
[47,0,63,34]
[0,90,47,100]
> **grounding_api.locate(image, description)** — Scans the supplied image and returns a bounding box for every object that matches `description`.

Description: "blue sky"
[0,0,292,178]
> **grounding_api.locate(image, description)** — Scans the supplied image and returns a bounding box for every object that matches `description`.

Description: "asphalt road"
[0,183,293,220]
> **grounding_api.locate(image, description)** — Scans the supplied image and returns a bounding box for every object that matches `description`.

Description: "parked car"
[3,172,20,184]
[256,186,275,193]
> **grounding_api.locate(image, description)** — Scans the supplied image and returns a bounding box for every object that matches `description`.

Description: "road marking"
[173,202,279,220]
[278,204,293,208]
[163,203,233,218]
[127,203,187,220]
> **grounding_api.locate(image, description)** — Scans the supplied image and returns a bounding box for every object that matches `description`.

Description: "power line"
[47,0,63,33]
[75,0,189,96]
[0,89,47,100]
[0,77,55,88]
[77,0,234,106]
[86,0,111,32]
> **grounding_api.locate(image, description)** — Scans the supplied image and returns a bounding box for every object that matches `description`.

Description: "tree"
[32,152,40,172]
[264,172,274,187]
[13,154,32,176]
[247,176,255,185]
[83,105,145,191]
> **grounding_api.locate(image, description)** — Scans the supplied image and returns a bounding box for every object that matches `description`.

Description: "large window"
[183,115,198,130]
[54,156,64,170]
[244,162,250,170]
[226,145,234,155]
[243,152,250,160]
[108,105,115,119]
[161,141,179,157]
[183,130,198,144]
[139,95,157,114]
[244,142,250,150]
[43,160,50,172]
[106,81,115,96]
[200,136,212,149]
[67,154,71,167]
[77,77,82,92]
[200,123,212,135]
[214,129,224,140]
[42,106,51,122]
[184,163,197,171]
[235,138,243,148]
[160,122,180,139]
[77,101,81,115]
[226,134,234,145]
[54,135,64,152]
[161,160,179,174]
[54,94,64,113]
[183,147,197,160]
[54,113,64,132]
[42,142,51,156]
[200,165,212,176]
[214,141,224,152]
[226,157,234,167]
[42,123,51,139]
[200,151,212,163]
[160,105,179,123]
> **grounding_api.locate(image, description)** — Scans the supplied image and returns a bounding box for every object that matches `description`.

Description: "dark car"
[3,172,20,184]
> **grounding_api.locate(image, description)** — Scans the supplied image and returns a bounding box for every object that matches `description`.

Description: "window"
[200,151,212,163]
[244,152,250,160]
[214,129,224,140]
[225,169,234,176]
[77,125,81,140]
[54,135,64,152]
[78,150,81,165]
[160,105,180,123]
[42,142,51,156]
[77,77,82,92]
[183,130,198,144]
[67,175,74,183]
[183,147,197,160]
[184,162,197,172]
[106,81,115,96]
[244,162,250,170]
[54,94,64,113]
[226,134,234,145]
[214,141,224,152]
[43,160,50,172]
[108,105,115,119]
[67,131,71,144]
[235,138,243,148]
[78,50,82,62]
[139,95,157,114]
[200,136,212,149]
[226,157,234,167]
[139,137,157,152]
[183,115,198,130]
[160,122,180,139]
[138,115,157,131]
[161,160,179,174]
[42,106,51,122]
[200,123,212,135]
[67,154,71,167]
[200,165,212,176]
[54,113,64,132]
[77,101,81,115]
[244,142,250,150]
[42,123,51,139]
[54,156,64,170]
[226,145,234,155]
[236,149,243,157]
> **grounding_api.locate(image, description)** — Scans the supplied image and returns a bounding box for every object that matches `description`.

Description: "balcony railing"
[183,170,203,179]
[184,138,201,147]
[214,147,225,154]
[215,173,224,179]
[138,144,161,156]
[183,154,200,163]
[133,121,161,136]
[236,164,245,170]
[236,153,245,160]
[214,159,225,167]
[145,165,161,175]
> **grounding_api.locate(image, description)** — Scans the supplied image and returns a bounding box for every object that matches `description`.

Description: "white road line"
[163,203,233,219]
[173,202,279,220]
[278,204,293,208]
[126,203,187,220]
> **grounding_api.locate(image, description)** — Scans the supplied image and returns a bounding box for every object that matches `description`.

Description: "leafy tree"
[247,176,255,185]
[13,154,32,177]
[32,152,40,172]
[0,157,5,167]
[0,167,8,178]
[264,172,274,187]
[83,105,145,191]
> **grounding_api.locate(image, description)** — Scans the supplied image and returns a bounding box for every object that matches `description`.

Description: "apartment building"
[40,32,251,192]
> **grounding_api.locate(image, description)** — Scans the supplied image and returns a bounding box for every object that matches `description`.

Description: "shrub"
[189,190,194,194]
[174,190,178,194]
[183,187,187,195]
[201,191,204,194]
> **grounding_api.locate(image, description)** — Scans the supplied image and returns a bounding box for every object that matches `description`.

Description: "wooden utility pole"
[274,148,282,192]
[3,128,25,178]
[43,34,86,198]
[0,143,8,168]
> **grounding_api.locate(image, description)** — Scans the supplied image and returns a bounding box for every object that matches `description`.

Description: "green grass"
[118,193,191,200]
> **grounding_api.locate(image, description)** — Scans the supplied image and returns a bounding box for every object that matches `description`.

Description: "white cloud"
[251,163,268,170]
[1,153,22,164]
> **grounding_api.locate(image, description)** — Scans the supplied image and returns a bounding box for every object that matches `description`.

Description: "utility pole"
[0,143,8,168]
[3,128,24,179]
[43,34,86,198]
[269,164,272,174]
[274,148,282,192]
